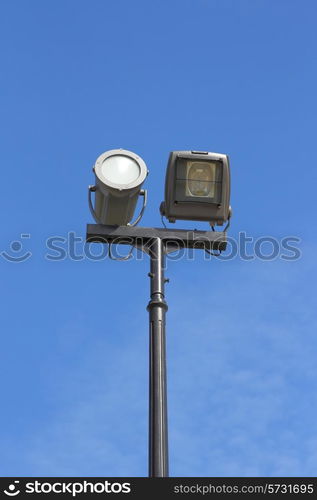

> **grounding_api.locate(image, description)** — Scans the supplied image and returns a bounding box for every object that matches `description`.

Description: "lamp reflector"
[101,155,141,185]
[186,162,216,197]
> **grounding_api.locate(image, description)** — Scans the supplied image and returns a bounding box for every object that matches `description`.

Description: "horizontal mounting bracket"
[86,224,227,253]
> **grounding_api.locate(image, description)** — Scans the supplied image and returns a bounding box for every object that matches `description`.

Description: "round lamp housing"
[93,149,148,226]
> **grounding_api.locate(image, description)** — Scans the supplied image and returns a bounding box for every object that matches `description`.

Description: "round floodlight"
[91,149,149,226]
[94,149,148,191]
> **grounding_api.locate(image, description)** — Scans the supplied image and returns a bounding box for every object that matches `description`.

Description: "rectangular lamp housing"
[162,151,231,225]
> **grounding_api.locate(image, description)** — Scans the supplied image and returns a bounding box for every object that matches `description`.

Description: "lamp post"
[86,149,231,477]
[147,237,169,477]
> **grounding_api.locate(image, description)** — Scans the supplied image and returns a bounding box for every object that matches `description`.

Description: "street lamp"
[86,148,231,477]
[160,150,231,226]
[88,149,148,226]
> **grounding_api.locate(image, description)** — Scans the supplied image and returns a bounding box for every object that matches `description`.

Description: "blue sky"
[0,0,316,477]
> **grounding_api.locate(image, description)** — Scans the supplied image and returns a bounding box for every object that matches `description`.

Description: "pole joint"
[147,298,168,312]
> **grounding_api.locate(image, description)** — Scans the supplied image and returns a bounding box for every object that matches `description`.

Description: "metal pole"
[86,224,227,477]
[147,237,169,477]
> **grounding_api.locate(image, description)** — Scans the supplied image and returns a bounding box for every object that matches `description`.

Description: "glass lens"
[187,162,216,197]
[101,155,140,185]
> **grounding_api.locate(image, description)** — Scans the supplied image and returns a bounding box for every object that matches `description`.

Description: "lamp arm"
[128,189,148,227]
[88,185,101,224]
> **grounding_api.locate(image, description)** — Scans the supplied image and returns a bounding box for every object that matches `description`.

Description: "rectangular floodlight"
[160,150,231,226]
